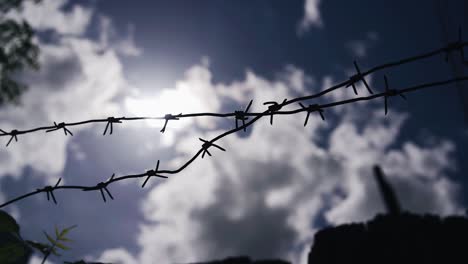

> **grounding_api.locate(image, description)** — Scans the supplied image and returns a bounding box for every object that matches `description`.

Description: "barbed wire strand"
[1,74,468,208]
[1,41,467,142]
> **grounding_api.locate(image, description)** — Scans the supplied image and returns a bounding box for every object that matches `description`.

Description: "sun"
[125,88,206,131]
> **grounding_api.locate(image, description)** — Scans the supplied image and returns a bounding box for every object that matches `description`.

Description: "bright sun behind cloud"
[125,61,222,135]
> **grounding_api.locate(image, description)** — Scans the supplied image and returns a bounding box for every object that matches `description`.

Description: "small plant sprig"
[38,224,77,264]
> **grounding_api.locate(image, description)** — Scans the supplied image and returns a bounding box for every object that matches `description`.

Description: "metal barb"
[347,61,373,95]
[235,100,253,132]
[160,114,181,133]
[95,182,113,202]
[103,117,122,135]
[383,75,407,115]
[263,99,287,125]
[199,138,226,158]
[38,178,61,205]
[299,103,325,126]
[5,130,18,147]
[142,160,167,188]
[46,122,73,136]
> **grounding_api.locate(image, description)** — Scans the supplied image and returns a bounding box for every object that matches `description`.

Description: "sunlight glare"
[125,88,206,131]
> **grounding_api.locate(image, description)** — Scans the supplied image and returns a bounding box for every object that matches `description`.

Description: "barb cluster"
[46,122,73,136]
[200,138,226,158]
[235,100,253,132]
[264,99,287,125]
[103,117,122,135]
[82,174,115,202]
[299,103,325,126]
[142,160,167,188]
[347,61,374,95]
[1,30,468,208]
[37,178,62,204]
[0,129,19,146]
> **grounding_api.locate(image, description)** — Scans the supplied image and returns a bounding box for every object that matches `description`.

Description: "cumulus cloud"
[8,0,92,35]
[298,0,323,34]
[0,2,462,264]
[94,62,463,264]
[0,1,133,182]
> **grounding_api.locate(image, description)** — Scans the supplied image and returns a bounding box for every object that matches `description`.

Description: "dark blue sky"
[2,0,468,263]
[94,0,468,200]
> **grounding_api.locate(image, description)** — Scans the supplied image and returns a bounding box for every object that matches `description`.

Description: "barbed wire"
[1,39,468,208]
[1,40,467,144]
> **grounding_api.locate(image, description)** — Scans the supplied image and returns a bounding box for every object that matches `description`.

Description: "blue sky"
[1,0,468,263]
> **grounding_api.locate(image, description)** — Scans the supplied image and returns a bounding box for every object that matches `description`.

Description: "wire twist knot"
[0,129,19,147]
[142,160,167,188]
[298,103,325,126]
[383,75,407,115]
[160,114,181,133]
[263,99,287,125]
[235,100,253,132]
[82,174,115,202]
[346,61,373,95]
[46,122,73,136]
[199,138,226,158]
[37,178,62,204]
[103,117,122,135]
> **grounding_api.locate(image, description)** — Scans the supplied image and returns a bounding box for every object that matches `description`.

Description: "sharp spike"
[100,189,106,202]
[50,191,57,204]
[362,78,373,94]
[245,99,253,113]
[6,136,14,147]
[318,110,325,121]
[55,178,62,188]
[103,122,110,135]
[304,111,310,127]
[352,83,358,95]
[353,60,360,74]
[142,176,151,188]
[104,188,114,200]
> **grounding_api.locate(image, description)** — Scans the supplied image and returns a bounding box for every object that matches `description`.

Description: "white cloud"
[0,1,133,183]
[98,15,143,57]
[97,62,463,264]
[96,248,138,264]
[8,0,92,35]
[298,0,323,34]
[0,2,462,263]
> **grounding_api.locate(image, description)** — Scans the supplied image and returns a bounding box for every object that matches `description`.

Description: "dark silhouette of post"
[373,165,401,215]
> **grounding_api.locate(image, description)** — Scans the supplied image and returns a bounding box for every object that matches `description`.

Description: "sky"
[1,0,468,263]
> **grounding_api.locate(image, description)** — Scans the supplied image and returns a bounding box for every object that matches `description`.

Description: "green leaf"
[59,224,77,238]
[55,225,60,238]
[58,236,73,242]
[43,231,56,245]
[53,241,70,250]
[0,210,20,235]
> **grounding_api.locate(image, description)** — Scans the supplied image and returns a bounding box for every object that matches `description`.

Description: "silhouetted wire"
[1,74,468,208]
[1,41,467,144]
